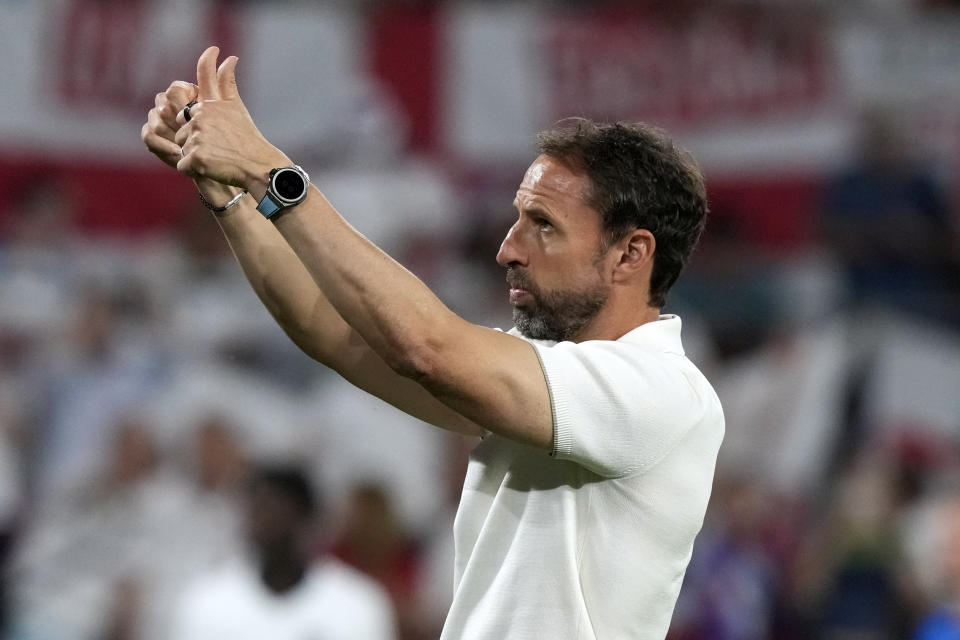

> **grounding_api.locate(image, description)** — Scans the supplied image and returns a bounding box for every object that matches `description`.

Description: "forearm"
[270,185,461,378]
[202,181,483,436]
[203,182,352,365]
[260,182,546,446]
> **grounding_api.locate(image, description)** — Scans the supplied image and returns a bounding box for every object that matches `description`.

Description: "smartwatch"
[256,165,311,219]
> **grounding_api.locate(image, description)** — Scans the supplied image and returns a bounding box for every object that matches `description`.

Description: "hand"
[139,60,241,208]
[174,46,289,199]
[141,80,198,168]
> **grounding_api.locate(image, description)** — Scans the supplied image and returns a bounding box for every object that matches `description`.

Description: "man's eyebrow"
[513,199,554,219]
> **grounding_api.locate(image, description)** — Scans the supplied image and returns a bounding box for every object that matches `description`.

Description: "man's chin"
[512,309,551,341]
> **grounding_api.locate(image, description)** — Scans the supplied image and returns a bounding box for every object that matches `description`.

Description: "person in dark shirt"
[822,108,959,325]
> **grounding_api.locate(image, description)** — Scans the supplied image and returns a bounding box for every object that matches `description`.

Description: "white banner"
[0,0,378,164]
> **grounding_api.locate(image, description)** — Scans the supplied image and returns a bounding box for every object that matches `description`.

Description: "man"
[169,465,396,640]
[141,46,724,639]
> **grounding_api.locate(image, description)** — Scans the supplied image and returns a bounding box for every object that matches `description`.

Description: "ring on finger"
[183,100,198,123]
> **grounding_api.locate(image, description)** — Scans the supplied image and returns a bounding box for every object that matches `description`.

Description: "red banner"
[55,0,241,113]
[545,7,833,128]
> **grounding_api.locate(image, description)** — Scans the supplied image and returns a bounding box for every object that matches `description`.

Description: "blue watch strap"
[256,192,282,219]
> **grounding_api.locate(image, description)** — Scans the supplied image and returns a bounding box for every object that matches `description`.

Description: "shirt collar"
[508,314,685,355]
[616,314,685,355]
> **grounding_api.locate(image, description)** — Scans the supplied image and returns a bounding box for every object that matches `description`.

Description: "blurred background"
[1,0,960,638]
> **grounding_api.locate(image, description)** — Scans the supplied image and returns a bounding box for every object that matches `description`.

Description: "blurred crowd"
[2,1,960,639]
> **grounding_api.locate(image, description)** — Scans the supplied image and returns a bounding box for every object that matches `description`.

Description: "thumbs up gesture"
[173,46,290,198]
[141,46,289,202]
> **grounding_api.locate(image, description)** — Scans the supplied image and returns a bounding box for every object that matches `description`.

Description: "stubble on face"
[507,261,609,343]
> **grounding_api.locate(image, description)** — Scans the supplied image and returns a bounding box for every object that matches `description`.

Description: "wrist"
[194,179,247,214]
[243,147,291,202]
[196,177,240,199]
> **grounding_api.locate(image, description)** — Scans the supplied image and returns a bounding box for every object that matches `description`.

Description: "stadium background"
[1,0,960,638]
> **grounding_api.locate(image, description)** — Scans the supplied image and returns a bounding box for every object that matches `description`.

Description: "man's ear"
[612,229,655,283]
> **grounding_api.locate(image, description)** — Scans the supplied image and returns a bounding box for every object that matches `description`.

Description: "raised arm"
[141,49,483,437]
[171,47,554,450]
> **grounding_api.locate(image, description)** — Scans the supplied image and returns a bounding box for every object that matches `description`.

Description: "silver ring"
[183,100,198,122]
[180,146,185,158]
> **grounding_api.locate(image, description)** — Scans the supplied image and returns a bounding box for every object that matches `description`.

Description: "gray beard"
[512,282,608,342]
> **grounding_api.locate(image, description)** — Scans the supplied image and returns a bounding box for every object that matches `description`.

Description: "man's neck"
[572,305,661,343]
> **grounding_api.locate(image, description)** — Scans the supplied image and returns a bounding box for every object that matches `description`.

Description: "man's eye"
[535,218,552,230]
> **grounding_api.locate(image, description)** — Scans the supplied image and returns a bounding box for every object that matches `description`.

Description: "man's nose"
[496,222,527,267]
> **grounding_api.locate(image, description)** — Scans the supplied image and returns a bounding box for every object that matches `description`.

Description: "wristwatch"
[256,165,311,219]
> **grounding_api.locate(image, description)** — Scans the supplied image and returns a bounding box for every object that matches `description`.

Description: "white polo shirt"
[441,315,724,640]
[169,558,396,640]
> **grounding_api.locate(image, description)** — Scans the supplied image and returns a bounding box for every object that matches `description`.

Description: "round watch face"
[273,168,307,202]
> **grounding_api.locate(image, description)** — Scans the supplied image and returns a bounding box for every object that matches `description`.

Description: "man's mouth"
[509,288,530,304]
[506,269,535,305]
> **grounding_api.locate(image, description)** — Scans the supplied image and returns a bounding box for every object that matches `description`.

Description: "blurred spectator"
[170,464,396,640]
[305,376,447,535]
[821,107,960,326]
[0,177,78,328]
[189,415,248,493]
[711,318,851,497]
[27,286,166,508]
[8,419,164,640]
[331,481,427,640]
[671,210,786,360]
[0,419,20,631]
[154,210,317,389]
[7,413,251,640]
[670,476,786,640]
[0,177,80,451]
[128,415,248,640]
[793,449,916,640]
[913,493,960,639]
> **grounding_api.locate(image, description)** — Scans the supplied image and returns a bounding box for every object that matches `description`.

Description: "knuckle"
[181,158,199,177]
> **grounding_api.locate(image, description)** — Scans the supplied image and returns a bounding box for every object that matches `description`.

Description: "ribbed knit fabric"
[441,315,724,640]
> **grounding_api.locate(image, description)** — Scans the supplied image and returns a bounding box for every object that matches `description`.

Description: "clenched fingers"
[148,107,177,142]
[155,81,198,131]
[141,118,182,167]
[167,80,197,104]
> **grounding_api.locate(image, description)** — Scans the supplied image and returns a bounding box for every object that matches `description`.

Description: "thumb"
[196,45,221,100]
[217,56,240,99]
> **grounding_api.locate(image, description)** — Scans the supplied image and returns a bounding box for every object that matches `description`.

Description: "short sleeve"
[533,339,717,478]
